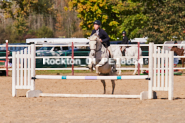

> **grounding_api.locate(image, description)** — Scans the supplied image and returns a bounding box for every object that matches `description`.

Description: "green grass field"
[36,70,95,75]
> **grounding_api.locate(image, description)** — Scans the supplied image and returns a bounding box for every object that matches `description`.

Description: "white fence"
[11,43,174,100]
[0,43,185,71]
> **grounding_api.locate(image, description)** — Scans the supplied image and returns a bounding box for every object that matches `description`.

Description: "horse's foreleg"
[96,65,99,74]
[111,80,115,94]
[117,64,121,75]
[101,80,106,94]
[133,63,137,75]
[117,59,121,75]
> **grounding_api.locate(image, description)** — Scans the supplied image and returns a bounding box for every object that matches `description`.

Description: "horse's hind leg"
[101,80,106,94]
[133,63,137,75]
[111,80,115,94]
[140,63,143,74]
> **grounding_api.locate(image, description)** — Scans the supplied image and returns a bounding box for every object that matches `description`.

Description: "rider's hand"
[100,39,103,42]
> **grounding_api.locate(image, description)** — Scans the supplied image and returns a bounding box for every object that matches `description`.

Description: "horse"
[125,46,143,75]
[171,46,185,72]
[112,45,143,75]
[111,46,124,75]
[88,33,117,94]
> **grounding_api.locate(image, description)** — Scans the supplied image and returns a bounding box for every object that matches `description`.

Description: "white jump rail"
[32,75,149,80]
[12,43,174,100]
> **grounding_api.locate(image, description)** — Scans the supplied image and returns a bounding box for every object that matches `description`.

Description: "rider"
[91,20,116,72]
[121,31,129,56]
[122,31,129,44]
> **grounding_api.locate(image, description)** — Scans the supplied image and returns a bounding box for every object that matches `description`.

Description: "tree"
[141,0,185,43]
[66,0,148,40]
[1,0,56,35]
[115,0,148,39]
[66,0,121,40]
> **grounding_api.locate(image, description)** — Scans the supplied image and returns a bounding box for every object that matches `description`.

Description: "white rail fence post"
[148,43,154,99]
[12,52,16,97]
[30,44,35,90]
[169,51,174,100]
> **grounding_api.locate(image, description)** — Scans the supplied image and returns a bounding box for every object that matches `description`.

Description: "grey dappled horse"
[88,33,117,94]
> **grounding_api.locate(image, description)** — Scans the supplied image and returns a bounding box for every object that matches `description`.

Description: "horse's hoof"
[96,72,100,75]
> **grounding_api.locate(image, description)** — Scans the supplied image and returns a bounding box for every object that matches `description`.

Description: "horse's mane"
[88,33,99,41]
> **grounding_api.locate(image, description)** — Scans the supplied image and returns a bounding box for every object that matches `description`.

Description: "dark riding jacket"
[122,36,129,44]
[91,28,110,48]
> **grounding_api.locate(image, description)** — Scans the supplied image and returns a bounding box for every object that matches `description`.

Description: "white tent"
[163,41,182,51]
[26,38,90,45]
[130,37,148,43]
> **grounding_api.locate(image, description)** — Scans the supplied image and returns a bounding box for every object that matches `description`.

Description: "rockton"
[43,58,141,65]
[43,58,81,65]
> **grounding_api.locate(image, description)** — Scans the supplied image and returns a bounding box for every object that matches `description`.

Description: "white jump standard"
[12,43,174,100]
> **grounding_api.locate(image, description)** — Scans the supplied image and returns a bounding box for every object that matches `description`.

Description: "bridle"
[89,39,101,53]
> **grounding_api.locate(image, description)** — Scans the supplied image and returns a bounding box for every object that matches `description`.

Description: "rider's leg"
[108,46,113,58]
[122,49,125,56]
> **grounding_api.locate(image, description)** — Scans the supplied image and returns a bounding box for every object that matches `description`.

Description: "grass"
[35,70,136,75]
[35,64,185,75]
[36,70,96,75]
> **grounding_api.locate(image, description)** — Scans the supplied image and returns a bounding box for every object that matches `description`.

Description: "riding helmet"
[122,31,126,34]
[93,20,101,25]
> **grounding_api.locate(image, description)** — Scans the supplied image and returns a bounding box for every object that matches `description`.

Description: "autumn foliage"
[0,0,185,43]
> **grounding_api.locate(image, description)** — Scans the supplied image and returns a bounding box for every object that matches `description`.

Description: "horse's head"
[88,33,101,57]
[171,46,184,55]
[171,46,177,52]
[88,33,98,41]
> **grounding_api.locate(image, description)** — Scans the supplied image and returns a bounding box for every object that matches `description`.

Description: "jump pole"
[29,75,149,100]
[138,41,140,75]
[6,40,8,76]
[148,42,154,99]
[32,75,150,80]
[72,42,74,75]
[39,93,144,99]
